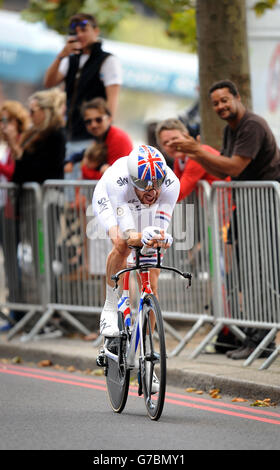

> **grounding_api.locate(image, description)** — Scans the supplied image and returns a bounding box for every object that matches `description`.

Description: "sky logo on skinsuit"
[137,145,166,181]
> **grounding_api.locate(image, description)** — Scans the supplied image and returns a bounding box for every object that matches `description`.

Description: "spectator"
[81,141,107,179]
[12,88,66,184]
[64,97,133,177]
[0,100,30,180]
[169,79,280,359]
[44,12,122,163]
[0,89,65,333]
[0,101,30,332]
[155,118,223,201]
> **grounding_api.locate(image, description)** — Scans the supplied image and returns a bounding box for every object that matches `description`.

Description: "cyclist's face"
[158,129,187,160]
[134,187,161,206]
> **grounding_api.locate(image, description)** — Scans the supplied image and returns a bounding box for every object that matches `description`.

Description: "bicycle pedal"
[96,349,106,367]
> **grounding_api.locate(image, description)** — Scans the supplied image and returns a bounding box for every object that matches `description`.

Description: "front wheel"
[141,293,166,421]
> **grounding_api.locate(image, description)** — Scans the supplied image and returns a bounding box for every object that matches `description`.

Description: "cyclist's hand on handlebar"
[141,226,173,248]
[141,226,164,246]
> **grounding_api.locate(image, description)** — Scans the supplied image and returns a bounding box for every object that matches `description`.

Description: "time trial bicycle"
[96,245,192,421]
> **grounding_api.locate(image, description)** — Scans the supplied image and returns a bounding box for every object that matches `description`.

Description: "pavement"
[0,323,280,404]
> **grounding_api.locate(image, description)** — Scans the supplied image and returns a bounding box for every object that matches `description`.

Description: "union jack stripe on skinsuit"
[155,210,172,224]
[137,145,166,181]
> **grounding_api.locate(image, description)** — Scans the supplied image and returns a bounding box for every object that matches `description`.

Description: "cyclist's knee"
[112,238,131,258]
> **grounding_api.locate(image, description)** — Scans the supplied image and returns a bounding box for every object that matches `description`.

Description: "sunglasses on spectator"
[84,116,106,126]
[69,19,95,32]
[29,108,39,115]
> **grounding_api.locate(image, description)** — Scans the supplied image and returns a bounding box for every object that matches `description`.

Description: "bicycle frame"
[99,246,192,419]
[103,265,152,370]
[103,247,191,368]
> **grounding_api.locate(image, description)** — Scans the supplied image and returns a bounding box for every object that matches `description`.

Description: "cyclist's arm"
[92,173,118,231]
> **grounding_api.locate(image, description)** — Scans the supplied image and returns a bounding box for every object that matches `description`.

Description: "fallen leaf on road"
[185,387,197,393]
[195,390,204,395]
[209,388,221,399]
[67,366,76,372]
[38,359,52,367]
[11,356,22,364]
[232,397,248,402]
[251,398,276,407]
[92,369,104,376]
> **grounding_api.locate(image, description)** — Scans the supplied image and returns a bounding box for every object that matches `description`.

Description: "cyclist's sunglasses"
[130,175,166,191]
[69,19,96,32]
[84,116,106,126]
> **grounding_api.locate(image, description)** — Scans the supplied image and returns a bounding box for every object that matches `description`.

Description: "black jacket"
[65,41,111,141]
[12,127,65,184]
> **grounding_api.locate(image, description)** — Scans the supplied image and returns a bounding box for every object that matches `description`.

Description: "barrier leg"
[7,309,37,340]
[163,320,184,342]
[92,334,103,347]
[259,345,280,370]
[243,327,278,367]
[20,308,54,342]
[190,322,224,359]
[0,311,16,325]
[168,316,208,358]
[58,309,91,336]
[228,324,247,343]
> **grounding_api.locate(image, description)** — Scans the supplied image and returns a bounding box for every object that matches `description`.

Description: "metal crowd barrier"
[191,181,280,369]
[22,180,104,341]
[0,183,46,340]
[0,180,279,369]
[39,180,214,351]
[0,180,214,349]
[161,181,214,357]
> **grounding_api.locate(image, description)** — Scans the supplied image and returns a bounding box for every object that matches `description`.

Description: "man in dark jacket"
[44,13,122,165]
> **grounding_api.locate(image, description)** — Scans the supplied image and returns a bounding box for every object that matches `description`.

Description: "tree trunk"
[196,0,252,149]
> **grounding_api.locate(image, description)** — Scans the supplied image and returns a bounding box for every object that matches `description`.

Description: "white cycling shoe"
[100,306,119,337]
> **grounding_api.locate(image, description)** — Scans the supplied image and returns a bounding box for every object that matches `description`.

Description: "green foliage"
[20,0,279,45]
[168,8,196,52]
[83,0,134,34]
[21,0,87,34]
[21,0,134,35]
[108,13,189,51]
[143,0,197,50]
[253,0,277,16]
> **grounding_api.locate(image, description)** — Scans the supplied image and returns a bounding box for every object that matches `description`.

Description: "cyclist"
[92,144,180,337]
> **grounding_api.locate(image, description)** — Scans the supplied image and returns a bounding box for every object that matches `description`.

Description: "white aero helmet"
[127,144,167,191]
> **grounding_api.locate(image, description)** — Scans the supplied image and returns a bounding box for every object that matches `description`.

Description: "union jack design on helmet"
[127,144,167,191]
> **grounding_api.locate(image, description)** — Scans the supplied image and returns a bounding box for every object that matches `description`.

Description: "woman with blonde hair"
[12,87,66,184]
[0,100,30,332]
[0,100,30,180]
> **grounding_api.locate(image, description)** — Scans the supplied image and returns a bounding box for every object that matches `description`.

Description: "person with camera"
[44,13,122,162]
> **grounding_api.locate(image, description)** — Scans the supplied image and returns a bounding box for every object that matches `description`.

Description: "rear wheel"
[106,312,130,413]
[141,293,166,421]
